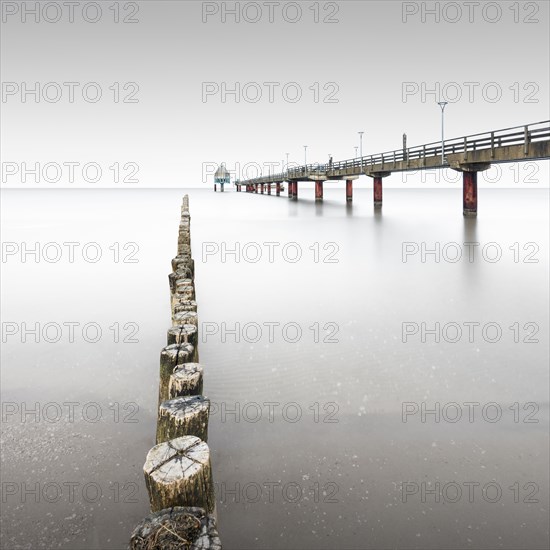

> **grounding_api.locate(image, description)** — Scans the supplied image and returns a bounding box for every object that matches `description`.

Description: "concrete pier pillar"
[267,183,271,195]
[463,171,478,217]
[346,180,353,202]
[276,182,281,196]
[288,182,294,199]
[236,184,241,192]
[315,180,323,201]
[261,184,264,194]
[373,176,383,208]
[214,184,217,192]
[294,181,298,200]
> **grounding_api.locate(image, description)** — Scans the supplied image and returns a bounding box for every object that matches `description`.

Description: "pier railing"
[236,120,550,185]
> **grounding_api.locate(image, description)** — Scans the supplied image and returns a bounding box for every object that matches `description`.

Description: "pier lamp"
[358,131,364,172]
[304,145,308,166]
[438,101,448,164]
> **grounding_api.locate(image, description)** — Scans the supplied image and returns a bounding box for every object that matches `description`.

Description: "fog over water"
[1,188,549,549]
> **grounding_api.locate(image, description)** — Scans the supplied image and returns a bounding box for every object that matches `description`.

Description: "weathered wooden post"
[159,343,195,406]
[174,278,195,300]
[172,255,194,276]
[156,395,210,443]
[167,324,198,349]
[130,506,221,550]
[173,301,198,318]
[173,311,198,328]
[144,436,215,513]
[169,363,204,399]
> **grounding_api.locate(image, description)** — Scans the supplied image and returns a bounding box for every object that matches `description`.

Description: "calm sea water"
[1,188,549,550]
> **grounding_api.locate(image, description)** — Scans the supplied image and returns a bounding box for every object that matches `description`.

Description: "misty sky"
[1,0,549,188]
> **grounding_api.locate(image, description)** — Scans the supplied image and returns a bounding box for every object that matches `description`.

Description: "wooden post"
[167,324,198,349]
[156,395,210,444]
[130,506,221,550]
[463,171,478,217]
[159,343,195,406]
[346,179,353,202]
[169,363,204,399]
[144,436,215,513]
[174,278,195,299]
[173,301,198,317]
[315,180,323,201]
[373,176,383,208]
[172,256,194,276]
[173,311,198,328]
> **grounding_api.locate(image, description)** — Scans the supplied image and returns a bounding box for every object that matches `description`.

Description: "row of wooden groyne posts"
[129,195,222,549]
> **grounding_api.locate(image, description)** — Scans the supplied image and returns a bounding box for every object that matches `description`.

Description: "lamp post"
[438,101,448,164]
[358,131,364,172]
[304,145,308,166]
[285,152,290,177]
[355,146,358,158]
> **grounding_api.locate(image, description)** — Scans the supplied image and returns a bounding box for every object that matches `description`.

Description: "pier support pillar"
[276,182,281,196]
[261,184,264,194]
[315,180,323,201]
[294,181,298,200]
[236,184,241,192]
[451,162,489,217]
[463,171,477,217]
[214,184,217,192]
[373,176,383,208]
[288,182,294,199]
[267,183,271,195]
[346,180,353,202]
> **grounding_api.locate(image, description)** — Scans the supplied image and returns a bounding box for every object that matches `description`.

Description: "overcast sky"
[2,0,549,188]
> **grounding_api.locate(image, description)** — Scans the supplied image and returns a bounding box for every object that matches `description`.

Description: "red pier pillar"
[294,181,298,200]
[373,176,383,208]
[267,183,271,195]
[463,171,477,217]
[276,182,281,196]
[261,184,264,194]
[346,180,353,202]
[315,180,323,201]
